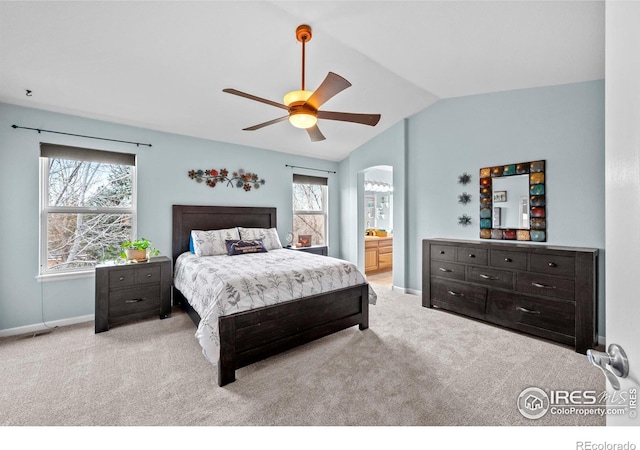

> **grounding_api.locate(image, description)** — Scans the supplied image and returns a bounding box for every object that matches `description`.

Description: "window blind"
[40,143,136,166]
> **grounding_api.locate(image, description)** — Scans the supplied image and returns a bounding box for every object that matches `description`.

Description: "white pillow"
[238,227,282,250]
[191,228,240,256]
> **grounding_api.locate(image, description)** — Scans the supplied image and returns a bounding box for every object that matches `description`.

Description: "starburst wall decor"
[188,168,265,192]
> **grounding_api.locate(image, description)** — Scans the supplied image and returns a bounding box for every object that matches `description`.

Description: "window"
[39,143,136,276]
[292,174,328,246]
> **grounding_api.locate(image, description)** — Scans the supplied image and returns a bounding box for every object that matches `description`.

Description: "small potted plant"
[120,238,160,262]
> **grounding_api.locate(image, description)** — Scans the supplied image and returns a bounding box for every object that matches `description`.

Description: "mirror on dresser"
[479,160,546,241]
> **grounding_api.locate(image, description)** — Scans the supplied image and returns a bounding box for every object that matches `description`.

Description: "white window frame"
[38,144,137,281]
[292,175,328,246]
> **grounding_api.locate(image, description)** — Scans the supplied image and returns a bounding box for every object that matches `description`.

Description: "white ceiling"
[0,1,604,162]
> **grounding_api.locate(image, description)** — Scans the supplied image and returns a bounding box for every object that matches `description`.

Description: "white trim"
[390,286,421,296]
[598,335,606,346]
[35,270,95,283]
[0,314,94,338]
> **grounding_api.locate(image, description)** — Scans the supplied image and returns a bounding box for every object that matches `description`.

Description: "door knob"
[586,344,629,391]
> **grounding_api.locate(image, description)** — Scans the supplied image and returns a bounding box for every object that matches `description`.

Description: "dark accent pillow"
[225,239,268,256]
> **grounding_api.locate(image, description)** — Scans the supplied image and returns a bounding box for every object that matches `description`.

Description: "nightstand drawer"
[109,285,161,317]
[108,265,161,289]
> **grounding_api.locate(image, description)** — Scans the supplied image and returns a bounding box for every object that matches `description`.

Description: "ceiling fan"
[223,24,381,142]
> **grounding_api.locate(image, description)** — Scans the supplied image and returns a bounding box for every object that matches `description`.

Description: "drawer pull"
[468,254,476,258]
[516,306,540,314]
[146,273,153,278]
[447,290,464,297]
[438,267,453,273]
[479,274,498,280]
[532,282,556,289]
[548,262,557,267]
[504,258,512,262]
[125,298,146,303]
[439,250,445,254]
[119,276,125,281]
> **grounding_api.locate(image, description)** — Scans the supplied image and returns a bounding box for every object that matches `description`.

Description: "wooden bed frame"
[172,205,370,386]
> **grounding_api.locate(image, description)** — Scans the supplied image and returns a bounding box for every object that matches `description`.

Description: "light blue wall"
[0,103,339,331]
[341,80,606,335]
[338,120,407,288]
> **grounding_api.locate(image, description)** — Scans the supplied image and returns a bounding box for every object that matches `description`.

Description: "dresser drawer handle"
[438,267,453,273]
[439,250,445,254]
[547,262,557,267]
[479,274,498,280]
[119,276,125,281]
[125,298,146,303]
[146,273,153,278]
[447,290,464,297]
[516,306,540,314]
[468,254,476,258]
[504,258,512,262]
[532,282,556,289]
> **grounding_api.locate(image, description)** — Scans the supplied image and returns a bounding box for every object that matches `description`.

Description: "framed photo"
[493,191,507,203]
[298,234,312,247]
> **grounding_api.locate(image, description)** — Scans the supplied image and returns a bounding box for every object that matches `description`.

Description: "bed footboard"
[218,283,369,386]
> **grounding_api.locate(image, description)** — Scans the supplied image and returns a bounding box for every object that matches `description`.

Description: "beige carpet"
[0,285,604,427]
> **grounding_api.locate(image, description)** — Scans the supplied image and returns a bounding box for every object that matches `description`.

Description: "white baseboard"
[391,286,421,296]
[598,335,606,346]
[0,314,94,338]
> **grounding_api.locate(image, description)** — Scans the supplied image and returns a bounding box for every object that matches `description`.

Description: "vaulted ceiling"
[0,1,604,161]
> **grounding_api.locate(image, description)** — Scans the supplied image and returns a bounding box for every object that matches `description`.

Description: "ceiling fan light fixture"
[283,89,313,107]
[288,110,317,129]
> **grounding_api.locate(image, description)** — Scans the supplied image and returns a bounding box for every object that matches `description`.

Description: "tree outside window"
[292,175,328,246]
[40,144,136,274]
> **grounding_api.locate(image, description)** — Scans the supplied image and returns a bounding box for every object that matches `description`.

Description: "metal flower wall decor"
[458,192,472,205]
[188,168,265,191]
[458,214,472,226]
[458,172,472,185]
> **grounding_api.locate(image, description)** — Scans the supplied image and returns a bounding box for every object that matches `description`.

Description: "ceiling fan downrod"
[296,25,312,91]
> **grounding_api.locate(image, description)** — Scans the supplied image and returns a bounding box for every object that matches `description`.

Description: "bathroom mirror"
[479,160,546,241]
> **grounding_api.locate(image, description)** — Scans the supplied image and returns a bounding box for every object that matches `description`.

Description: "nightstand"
[95,256,172,333]
[287,245,328,256]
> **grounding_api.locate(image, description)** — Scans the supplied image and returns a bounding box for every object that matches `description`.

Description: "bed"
[172,205,374,386]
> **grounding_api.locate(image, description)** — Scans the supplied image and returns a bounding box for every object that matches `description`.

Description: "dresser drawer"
[456,247,488,266]
[487,290,575,337]
[490,250,527,270]
[467,266,514,290]
[109,285,161,317]
[431,279,487,319]
[530,253,575,277]
[430,261,465,281]
[430,245,456,262]
[517,273,575,300]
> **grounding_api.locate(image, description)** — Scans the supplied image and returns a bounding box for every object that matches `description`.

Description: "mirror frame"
[479,160,546,241]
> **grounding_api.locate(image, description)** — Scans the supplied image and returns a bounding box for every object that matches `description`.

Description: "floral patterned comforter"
[173,249,377,364]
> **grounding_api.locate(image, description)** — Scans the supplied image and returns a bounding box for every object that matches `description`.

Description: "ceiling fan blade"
[243,116,289,131]
[306,124,326,142]
[223,88,289,111]
[317,110,381,127]
[305,72,352,110]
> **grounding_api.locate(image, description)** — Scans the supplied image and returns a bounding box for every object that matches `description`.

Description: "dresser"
[422,239,597,354]
[365,237,393,274]
[95,256,172,333]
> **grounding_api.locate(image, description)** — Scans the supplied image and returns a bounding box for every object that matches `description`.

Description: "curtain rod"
[285,164,336,174]
[11,125,152,147]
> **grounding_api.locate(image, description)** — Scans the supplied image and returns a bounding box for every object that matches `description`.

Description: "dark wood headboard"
[172,205,277,264]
